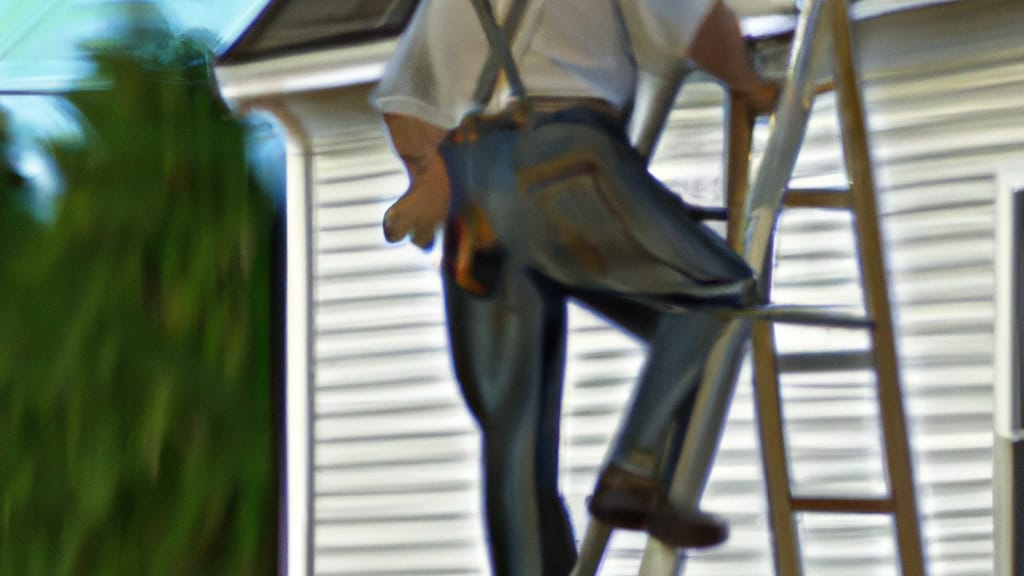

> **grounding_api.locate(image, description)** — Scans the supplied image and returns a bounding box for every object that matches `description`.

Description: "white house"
[215,1,1024,574]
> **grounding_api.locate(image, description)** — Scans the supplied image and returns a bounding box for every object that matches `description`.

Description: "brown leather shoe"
[644,501,729,549]
[588,464,729,549]
[588,463,655,530]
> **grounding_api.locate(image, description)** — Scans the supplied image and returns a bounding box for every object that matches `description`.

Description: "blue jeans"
[440,106,754,575]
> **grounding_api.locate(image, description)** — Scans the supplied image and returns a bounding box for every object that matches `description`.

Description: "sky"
[0,0,269,92]
[0,0,280,211]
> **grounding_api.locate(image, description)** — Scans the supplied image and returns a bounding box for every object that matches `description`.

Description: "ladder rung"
[815,81,835,95]
[691,206,728,221]
[791,496,894,514]
[739,304,873,328]
[776,350,874,373]
[784,187,852,209]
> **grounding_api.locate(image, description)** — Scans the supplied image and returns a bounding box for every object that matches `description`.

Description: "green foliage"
[0,121,39,306]
[0,26,276,576]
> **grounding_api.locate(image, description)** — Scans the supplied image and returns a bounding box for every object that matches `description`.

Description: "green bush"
[0,27,276,576]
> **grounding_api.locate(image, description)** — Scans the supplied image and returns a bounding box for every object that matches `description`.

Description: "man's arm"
[687,0,778,112]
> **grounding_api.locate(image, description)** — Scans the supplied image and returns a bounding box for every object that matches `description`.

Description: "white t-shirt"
[371,0,717,129]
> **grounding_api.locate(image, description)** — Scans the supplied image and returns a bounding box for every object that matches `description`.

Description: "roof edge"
[215,38,397,101]
[217,0,418,66]
[217,0,286,63]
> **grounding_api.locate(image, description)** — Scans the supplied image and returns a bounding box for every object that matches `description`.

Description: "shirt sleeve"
[370,1,490,130]
[619,0,718,78]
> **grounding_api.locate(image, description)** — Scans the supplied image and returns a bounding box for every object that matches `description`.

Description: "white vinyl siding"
[303,2,1024,574]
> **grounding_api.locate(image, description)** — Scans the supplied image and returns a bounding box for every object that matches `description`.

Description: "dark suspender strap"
[471,0,532,105]
[468,0,529,103]
[471,0,530,106]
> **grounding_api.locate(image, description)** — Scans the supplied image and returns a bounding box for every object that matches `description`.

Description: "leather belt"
[515,96,623,123]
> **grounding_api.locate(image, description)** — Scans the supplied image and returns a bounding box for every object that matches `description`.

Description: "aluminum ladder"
[573,0,926,574]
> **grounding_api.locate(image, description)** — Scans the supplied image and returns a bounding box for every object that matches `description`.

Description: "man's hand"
[689,0,780,116]
[381,113,451,249]
[383,152,451,249]
[381,112,501,294]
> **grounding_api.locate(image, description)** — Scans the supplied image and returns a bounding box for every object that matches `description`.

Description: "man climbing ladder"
[371,1,777,574]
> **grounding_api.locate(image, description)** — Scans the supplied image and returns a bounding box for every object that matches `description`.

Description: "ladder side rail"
[629,63,698,163]
[753,321,801,575]
[638,319,753,574]
[730,75,803,576]
[572,522,612,576]
[724,86,803,575]
[829,0,926,573]
[743,0,829,276]
[638,1,831,573]
[751,239,804,576]
[725,89,756,252]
